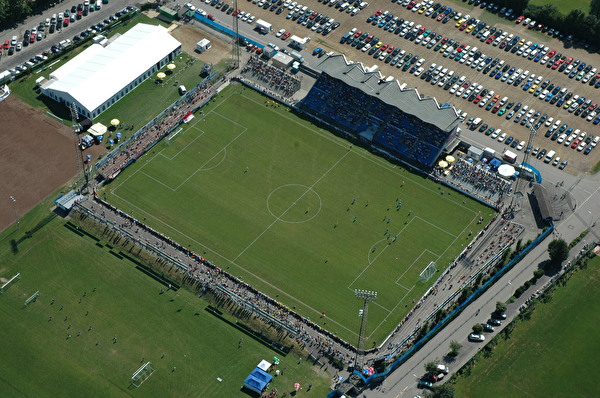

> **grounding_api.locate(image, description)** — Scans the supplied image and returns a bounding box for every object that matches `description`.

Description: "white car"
[497,132,507,142]
[516,141,526,151]
[544,117,554,127]
[469,333,485,342]
[276,28,285,37]
[184,2,196,11]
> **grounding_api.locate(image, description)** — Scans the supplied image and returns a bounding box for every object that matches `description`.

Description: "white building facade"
[42,23,182,119]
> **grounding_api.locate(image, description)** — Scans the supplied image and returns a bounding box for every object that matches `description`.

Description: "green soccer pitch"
[0,209,331,397]
[103,85,494,343]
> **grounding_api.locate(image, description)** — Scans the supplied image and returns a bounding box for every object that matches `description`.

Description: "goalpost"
[419,261,437,283]
[131,362,155,387]
[0,273,21,294]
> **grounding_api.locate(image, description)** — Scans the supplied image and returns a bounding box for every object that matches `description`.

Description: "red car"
[565,57,573,64]
[375,9,383,16]
[380,43,388,51]
[571,139,580,148]
[515,15,525,23]
[459,22,468,30]
[387,45,394,53]
[207,14,215,21]
[281,31,291,40]
[473,95,482,104]
[491,104,501,113]
[406,2,416,10]
[2,40,9,50]
[354,30,362,37]
[436,13,446,21]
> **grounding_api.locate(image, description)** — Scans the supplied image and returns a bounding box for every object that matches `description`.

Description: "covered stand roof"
[43,23,180,113]
[243,367,273,394]
[315,54,460,132]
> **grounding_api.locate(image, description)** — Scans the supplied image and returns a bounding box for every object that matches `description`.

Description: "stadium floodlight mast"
[353,289,377,372]
[509,123,538,215]
[9,196,19,228]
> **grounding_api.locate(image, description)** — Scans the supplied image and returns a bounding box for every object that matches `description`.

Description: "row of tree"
[476,0,600,45]
[0,0,64,29]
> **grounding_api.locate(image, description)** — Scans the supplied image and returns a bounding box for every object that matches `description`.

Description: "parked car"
[468,333,485,342]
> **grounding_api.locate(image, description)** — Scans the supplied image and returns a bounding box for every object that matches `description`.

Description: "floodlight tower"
[354,289,377,371]
[509,123,538,215]
[70,102,89,193]
[231,0,241,69]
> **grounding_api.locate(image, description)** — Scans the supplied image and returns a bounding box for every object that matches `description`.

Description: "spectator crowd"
[240,56,302,98]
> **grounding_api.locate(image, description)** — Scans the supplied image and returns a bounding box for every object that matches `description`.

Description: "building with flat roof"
[41,23,181,119]
[298,54,461,168]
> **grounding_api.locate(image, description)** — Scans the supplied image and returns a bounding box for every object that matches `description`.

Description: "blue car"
[545,93,553,101]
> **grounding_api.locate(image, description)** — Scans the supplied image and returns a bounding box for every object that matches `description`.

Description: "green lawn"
[453,256,600,397]
[530,0,591,15]
[102,85,493,343]
[0,196,331,397]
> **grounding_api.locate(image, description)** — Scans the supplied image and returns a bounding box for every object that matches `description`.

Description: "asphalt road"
[0,0,136,70]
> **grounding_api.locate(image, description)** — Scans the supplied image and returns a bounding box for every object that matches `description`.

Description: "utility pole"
[231,0,241,69]
[9,196,19,228]
[354,289,377,371]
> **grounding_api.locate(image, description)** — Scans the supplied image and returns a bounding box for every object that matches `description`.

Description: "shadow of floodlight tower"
[354,289,377,372]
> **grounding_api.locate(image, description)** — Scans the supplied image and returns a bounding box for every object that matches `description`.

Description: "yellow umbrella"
[157,72,166,79]
[110,119,120,126]
[438,160,449,168]
[167,63,176,70]
[446,155,456,163]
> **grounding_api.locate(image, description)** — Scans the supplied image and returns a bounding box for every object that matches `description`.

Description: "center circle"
[267,184,322,223]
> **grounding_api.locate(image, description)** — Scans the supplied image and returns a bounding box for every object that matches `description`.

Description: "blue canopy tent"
[489,158,502,170]
[243,367,273,394]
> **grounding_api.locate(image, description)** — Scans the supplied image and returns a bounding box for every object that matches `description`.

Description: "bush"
[533,269,545,280]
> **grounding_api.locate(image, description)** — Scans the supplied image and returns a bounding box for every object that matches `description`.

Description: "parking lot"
[0,0,136,71]
[190,0,600,173]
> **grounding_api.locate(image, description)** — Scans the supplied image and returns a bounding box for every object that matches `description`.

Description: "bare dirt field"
[170,23,233,65]
[0,96,77,232]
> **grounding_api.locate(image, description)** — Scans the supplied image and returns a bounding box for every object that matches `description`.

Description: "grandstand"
[298,54,461,169]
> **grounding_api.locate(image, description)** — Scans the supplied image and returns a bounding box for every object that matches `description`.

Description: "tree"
[425,361,439,375]
[448,340,462,357]
[563,9,586,34]
[495,301,507,314]
[591,0,600,18]
[472,323,483,334]
[548,239,569,265]
[427,384,456,398]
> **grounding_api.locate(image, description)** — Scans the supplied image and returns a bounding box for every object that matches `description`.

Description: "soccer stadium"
[96,52,494,356]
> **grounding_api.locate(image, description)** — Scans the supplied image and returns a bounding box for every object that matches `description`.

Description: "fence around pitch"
[355,224,555,385]
[94,71,216,173]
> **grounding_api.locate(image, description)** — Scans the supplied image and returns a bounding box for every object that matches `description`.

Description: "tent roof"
[243,367,273,393]
[44,23,180,113]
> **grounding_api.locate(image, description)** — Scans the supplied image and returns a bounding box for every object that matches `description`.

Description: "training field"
[0,208,330,397]
[454,256,600,397]
[104,85,492,343]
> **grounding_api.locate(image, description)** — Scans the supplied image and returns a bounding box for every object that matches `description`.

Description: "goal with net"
[131,362,155,387]
[419,261,437,283]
